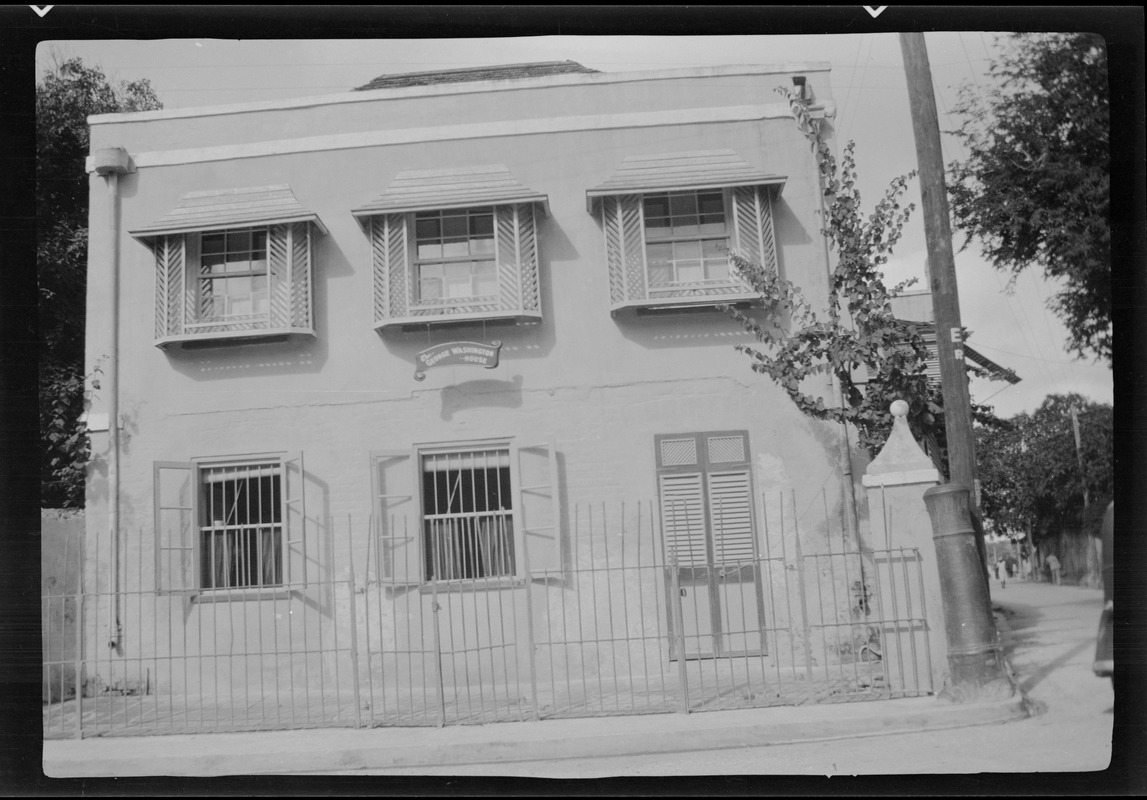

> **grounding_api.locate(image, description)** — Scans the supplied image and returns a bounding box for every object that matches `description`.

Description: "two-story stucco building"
[65,61,940,735]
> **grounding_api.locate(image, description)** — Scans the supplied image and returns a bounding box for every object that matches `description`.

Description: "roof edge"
[88,62,834,126]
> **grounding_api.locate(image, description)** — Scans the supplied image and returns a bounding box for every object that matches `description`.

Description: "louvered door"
[656,431,766,659]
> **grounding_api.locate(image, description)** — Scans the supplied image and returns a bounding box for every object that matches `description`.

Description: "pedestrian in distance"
[1046,552,1062,585]
[996,558,1006,589]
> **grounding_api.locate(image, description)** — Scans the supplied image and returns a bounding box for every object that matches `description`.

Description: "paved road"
[342,581,1119,778]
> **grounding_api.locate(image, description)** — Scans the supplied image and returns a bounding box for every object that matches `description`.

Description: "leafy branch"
[723,86,941,457]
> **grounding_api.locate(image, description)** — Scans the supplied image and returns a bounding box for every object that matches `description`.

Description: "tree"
[724,87,941,458]
[947,33,1110,365]
[38,57,161,507]
[975,394,1113,545]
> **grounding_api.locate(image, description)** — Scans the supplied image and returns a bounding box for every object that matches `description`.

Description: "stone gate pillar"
[861,401,949,694]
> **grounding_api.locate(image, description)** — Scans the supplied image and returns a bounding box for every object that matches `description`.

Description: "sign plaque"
[414,340,502,381]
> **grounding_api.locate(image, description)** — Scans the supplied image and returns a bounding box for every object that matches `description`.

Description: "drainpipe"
[91,147,133,652]
[798,83,861,547]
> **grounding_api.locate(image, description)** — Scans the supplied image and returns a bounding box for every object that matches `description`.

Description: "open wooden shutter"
[372,450,420,584]
[154,236,186,339]
[601,194,647,305]
[370,213,410,324]
[730,185,778,276]
[512,441,561,577]
[281,452,306,584]
[154,461,195,593]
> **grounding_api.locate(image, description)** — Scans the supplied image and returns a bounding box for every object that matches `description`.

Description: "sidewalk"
[44,592,1038,779]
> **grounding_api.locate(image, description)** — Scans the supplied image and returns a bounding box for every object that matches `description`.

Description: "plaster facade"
[80,64,889,703]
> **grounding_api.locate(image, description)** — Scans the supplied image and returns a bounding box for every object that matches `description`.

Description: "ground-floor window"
[421,448,514,581]
[198,461,283,589]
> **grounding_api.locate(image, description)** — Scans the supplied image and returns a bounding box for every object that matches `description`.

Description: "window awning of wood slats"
[585,150,787,212]
[351,164,550,223]
[129,185,328,241]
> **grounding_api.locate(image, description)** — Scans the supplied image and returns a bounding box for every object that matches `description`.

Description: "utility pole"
[902,33,1007,692]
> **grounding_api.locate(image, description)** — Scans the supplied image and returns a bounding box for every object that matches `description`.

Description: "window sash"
[197,459,284,589]
[420,447,515,582]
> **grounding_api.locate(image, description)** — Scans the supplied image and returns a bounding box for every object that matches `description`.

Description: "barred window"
[198,462,283,589]
[421,449,515,582]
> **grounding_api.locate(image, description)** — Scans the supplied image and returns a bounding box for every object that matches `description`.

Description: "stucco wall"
[81,66,864,695]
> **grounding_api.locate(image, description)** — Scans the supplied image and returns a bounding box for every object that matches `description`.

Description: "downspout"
[91,147,133,652]
[797,83,862,547]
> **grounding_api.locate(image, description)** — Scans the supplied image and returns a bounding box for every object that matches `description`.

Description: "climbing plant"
[723,87,941,458]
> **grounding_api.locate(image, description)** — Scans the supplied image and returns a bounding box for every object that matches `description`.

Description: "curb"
[44,691,1030,777]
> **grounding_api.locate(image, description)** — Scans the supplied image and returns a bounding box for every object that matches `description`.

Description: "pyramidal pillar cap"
[861,401,941,487]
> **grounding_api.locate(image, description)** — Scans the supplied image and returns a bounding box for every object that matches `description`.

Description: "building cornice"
[87,100,836,172]
[87,63,833,126]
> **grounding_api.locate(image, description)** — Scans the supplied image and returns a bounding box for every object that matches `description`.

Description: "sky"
[34,29,1115,420]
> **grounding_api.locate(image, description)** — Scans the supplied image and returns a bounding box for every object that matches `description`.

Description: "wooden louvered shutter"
[369,213,410,325]
[155,461,195,593]
[730,185,778,277]
[496,203,540,314]
[659,472,709,568]
[371,213,410,324]
[601,194,647,305]
[707,470,755,565]
[267,224,290,328]
[289,223,312,329]
[154,236,186,339]
[372,450,420,584]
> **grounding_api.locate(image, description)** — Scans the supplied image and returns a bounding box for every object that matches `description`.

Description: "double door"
[656,431,766,660]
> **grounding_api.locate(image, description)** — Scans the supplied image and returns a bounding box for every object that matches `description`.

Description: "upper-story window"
[643,190,732,291]
[586,150,786,314]
[413,208,497,305]
[131,185,326,349]
[354,165,548,331]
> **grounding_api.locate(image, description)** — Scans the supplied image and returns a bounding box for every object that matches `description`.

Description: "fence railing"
[44,493,934,738]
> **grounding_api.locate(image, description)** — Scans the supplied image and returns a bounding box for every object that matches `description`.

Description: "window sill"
[155,326,316,350]
[376,309,542,333]
[417,577,526,594]
[191,587,293,603]
[611,291,763,316]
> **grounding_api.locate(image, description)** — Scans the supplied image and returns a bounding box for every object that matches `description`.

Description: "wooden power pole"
[902,33,1008,691]
[899,32,978,494]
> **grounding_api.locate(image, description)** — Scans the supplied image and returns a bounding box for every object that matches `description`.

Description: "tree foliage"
[975,394,1113,544]
[947,33,1110,364]
[38,57,161,508]
[724,87,941,457]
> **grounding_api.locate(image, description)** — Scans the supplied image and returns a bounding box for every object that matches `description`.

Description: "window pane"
[201,234,225,255]
[676,261,703,282]
[470,213,493,237]
[646,242,673,265]
[470,235,495,256]
[643,195,670,220]
[698,192,725,216]
[229,231,252,253]
[415,217,440,241]
[441,214,468,239]
[442,238,469,258]
[417,242,443,260]
[701,239,727,259]
[473,262,497,296]
[674,240,701,260]
[669,193,697,217]
[648,263,673,287]
[420,277,442,302]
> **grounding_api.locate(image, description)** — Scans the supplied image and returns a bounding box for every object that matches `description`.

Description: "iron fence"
[44,492,934,738]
